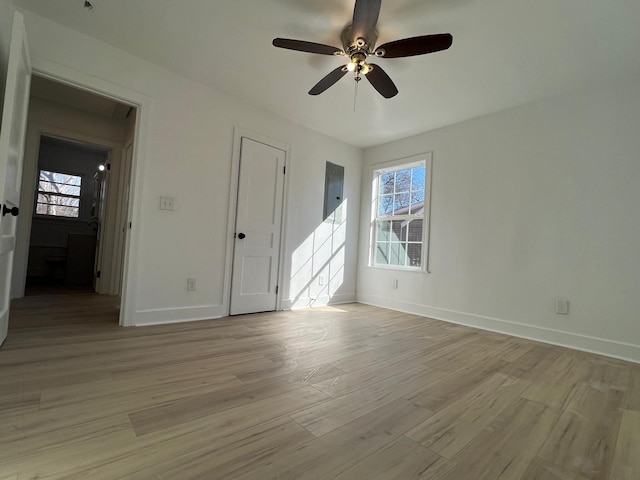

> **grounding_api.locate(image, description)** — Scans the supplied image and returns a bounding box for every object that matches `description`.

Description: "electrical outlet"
[391,278,399,289]
[160,196,175,211]
[555,298,569,315]
[187,278,196,291]
[318,275,326,286]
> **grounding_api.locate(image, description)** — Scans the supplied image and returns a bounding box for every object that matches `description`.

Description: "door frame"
[223,127,291,317]
[23,58,152,327]
[13,126,122,298]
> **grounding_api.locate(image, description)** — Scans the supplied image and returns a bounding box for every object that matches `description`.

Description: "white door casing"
[230,137,286,315]
[93,169,108,292]
[0,13,31,345]
[113,140,134,297]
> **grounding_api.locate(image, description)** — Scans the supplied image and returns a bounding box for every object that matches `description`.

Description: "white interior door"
[0,13,32,345]
[230,137,286,315]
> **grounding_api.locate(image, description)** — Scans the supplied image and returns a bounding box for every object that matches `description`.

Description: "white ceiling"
[15,0,640,148]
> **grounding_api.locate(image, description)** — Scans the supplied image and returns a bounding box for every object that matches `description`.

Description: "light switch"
[159,196,175,211]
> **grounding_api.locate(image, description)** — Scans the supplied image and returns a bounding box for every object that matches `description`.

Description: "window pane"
[379,172,394,194]
[393,193,410,215]
[36,203,79,218]
[38,180,57,193]
[38,193,80,208]
[58,183,81,196]
[56,206,79,218]
[409,191,425,214]
[407,219,423,242]
[376,243,390,264]
[407,244,422,267]
[411,165,425,192]
[39,180,81,196]
[390,220,406,242]
[395,169,411,193]
[376,220,391,241]
[35,203,49,215]
[37,193,51,206]
[37,193,81,218]
[389,243,407,266]
[378,195,393,216]
[39,170,81,186]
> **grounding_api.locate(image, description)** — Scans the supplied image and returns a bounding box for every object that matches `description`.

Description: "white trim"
[29,56,154,327]
[357,294,640,364]
[133,305,224,326]
[223,127,292,317]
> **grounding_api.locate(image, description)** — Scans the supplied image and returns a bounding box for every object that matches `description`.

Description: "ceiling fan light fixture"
[347,62,357,72]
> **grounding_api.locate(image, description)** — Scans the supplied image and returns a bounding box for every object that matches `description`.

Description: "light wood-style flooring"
[2,296,639,479]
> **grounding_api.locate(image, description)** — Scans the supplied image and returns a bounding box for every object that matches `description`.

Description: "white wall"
[358,73,640,363]
[17,10,361,324]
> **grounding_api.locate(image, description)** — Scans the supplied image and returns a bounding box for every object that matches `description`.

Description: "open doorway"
[10,75,137,326]
[25,136,108,295]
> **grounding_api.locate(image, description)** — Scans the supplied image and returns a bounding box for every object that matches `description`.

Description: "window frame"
[369,153,433,272]
[35,168,84,219]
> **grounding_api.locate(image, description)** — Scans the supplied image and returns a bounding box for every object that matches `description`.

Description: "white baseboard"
[283,293,356,311]
[357,294,640,364]
[133,304,224,326]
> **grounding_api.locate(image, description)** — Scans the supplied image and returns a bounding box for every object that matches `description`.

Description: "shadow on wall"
[289,199,348,308]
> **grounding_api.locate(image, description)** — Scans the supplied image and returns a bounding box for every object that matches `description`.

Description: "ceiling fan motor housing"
[341,23,378,56]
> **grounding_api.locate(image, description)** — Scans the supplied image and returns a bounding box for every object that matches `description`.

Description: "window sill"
[33,216,87,225]
[365,265,430,274]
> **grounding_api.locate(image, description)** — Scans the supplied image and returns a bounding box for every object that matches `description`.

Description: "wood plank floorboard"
[1,295,638,479]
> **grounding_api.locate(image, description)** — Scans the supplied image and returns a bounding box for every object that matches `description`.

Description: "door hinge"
[106,163,111,171]
[275,285,279,294]
[129,222,132,229]
[283,166,286,174]
[96,270,101,278]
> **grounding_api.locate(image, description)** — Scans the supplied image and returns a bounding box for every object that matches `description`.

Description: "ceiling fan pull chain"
[354,77,359,112]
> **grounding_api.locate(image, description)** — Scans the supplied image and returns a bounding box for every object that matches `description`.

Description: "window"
[371,155,431,269]
[36,170,82,218]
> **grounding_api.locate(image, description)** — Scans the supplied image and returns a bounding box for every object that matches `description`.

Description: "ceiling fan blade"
[309,66,348,95]
[273,38,342,55]
[352,0,381,42]
[365,64,398,98]
[377,34,453,58]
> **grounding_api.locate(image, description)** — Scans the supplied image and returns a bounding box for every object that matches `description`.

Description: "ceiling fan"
[272,0,453,99]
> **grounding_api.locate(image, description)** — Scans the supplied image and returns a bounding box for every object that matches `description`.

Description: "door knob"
[2,205,19,217]
[238,233,246,239]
